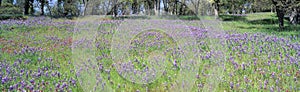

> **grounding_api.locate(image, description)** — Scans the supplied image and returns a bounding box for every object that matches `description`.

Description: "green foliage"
[178,15,200,20]
[0,3,25,20]
[63,0,80,16]
[49,0,80,17]
[2,0,14,4]
[251,0,273,12]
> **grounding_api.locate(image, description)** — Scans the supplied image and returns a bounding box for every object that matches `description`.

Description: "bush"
[0,3,25,20]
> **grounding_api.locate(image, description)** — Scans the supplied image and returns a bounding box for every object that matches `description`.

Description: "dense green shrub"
[0,3,25,20]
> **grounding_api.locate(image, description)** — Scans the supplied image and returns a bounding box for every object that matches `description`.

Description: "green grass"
[220,13,300,37]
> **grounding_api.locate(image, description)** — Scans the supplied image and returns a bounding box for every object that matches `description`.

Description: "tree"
[24,0,30,15]
[132,0,139,14]
[145,0,155,15]
[162,0,169,14]
[186,0,200,15]
[45,0,52,16]
[157,0,161,15]
[0,2,24,20]
[272,0,285,30]
[288,1,300,25]
[4,0,13,4]
[250,0,272,12]
[209,0,220,18]
[81,0,89,15]
[289,8,299,25]
[39,0,46,15]
[271,0,300,30]
[24,0,35,15]
[30,0,34,14]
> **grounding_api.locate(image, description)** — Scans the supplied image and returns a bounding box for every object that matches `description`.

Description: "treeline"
[0,0,299,29]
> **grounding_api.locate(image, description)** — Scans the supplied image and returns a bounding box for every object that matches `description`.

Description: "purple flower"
[30,79,34,84]
[230,82,234,89]
[62,82,67,88]
[273,60,277,65]
[271,72,275,78]
[56,83,61,88]
[38,57,42,61]
[57,72,61,77]
[196,74,200,79]
[253,58,258,62]
[2,77,7,84]
[275,79,279,85]
[29,85,34,91]
[236,83,240,89]
[242,63,245,70]
[264,80,268,86]
[173,59,178,67]
[270,86,274,92]
[9,85,14,91]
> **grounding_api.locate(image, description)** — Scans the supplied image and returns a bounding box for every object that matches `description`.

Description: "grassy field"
[219,13,300,37]
[0,13,300,92]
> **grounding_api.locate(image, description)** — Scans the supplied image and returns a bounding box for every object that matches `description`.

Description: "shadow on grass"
[236,26,257,29]
[247,19,278,25]
[284,25,300,31]
[221,14,299,34]
[237,24,300,31]
[178,16,200,20]
[219,15,247,21]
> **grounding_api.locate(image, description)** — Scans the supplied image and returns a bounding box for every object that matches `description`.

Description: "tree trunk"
[57,0,62,15]
[290,8,298,25]
[82,0,86,16]
[272,0,285,30]
[271,5,273,13]
[163,0,168,14]
[132,0,138,14]
[154,0,157,15]
[114,3,119,17]
[109,0,118,17]
[213,0,220,19]
[179,2,184,15]
[175,0,177,15]
[40,0,45,15]
[193,3,198,15]
[214,8,219,18]
[298,8,300,24]
[158,0,160,15]
[46,1,52,17]
[147,0,154,15]
[30,0,34,14]
[24,0,30,15]
[191,0,199,15]
[151,1,155,15]
[276,8,284,30]
[122,2,126,15]
[231,0,235,14]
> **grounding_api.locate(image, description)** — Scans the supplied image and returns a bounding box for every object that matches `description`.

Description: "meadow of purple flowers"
[0,17,300,91]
